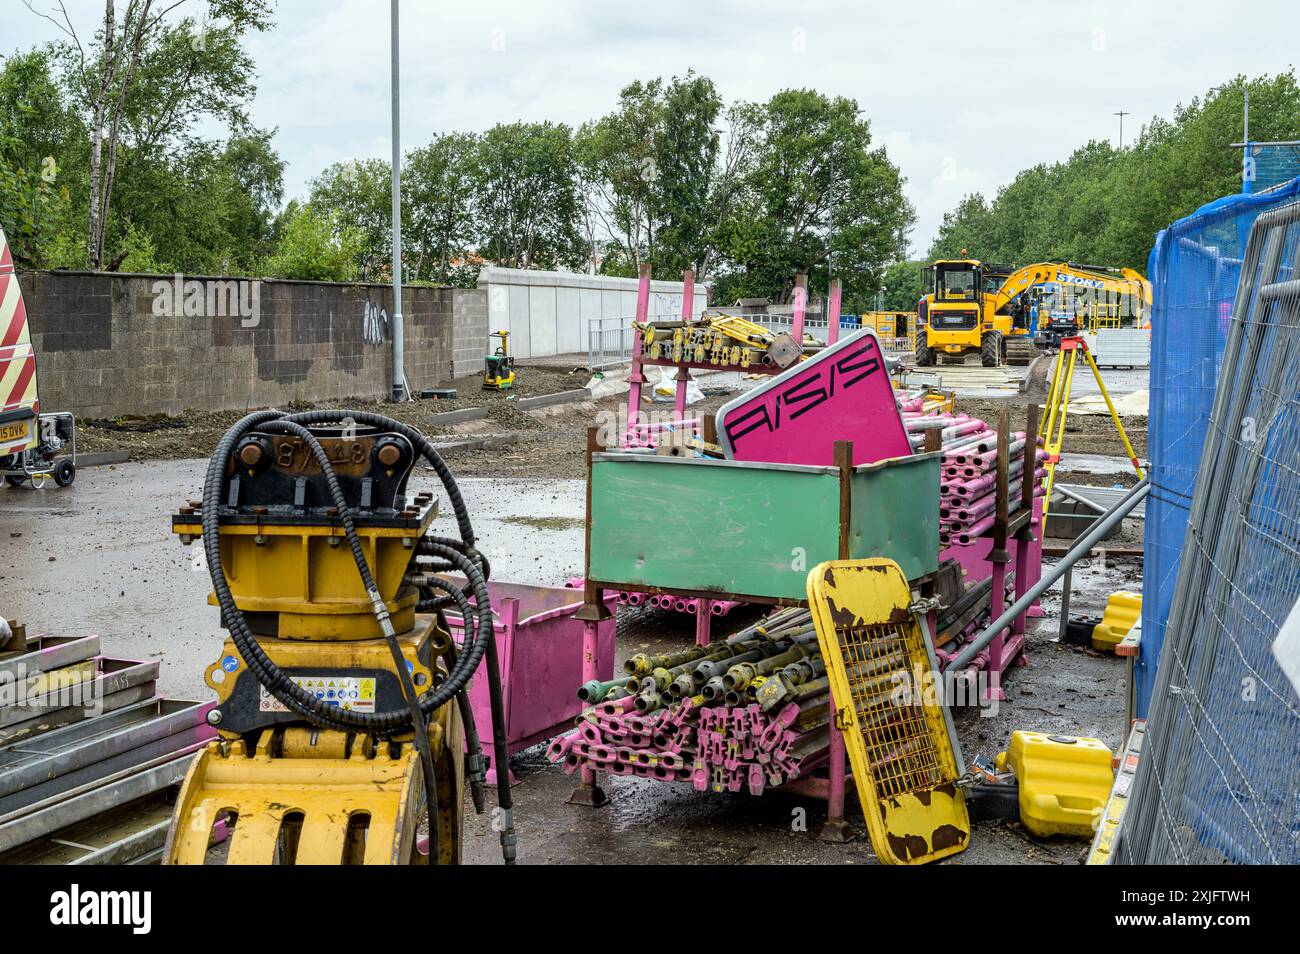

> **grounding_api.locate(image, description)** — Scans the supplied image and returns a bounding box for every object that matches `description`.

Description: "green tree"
[306,158,392,280]
[712,89,914,312]
[926,193,994,261]
[475,121,586,270]
[649,71,723,276]
[577,72,738,280]
[403,132,479,285]
[0,48,83,268]
[576,79,663,274]
[29,0,273,268]
[260,201,364,282]
[927,72,1300,271]
[881,259,927,311]
[107,132,282,273]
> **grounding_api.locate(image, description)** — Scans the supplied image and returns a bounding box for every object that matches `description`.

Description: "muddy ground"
[79,360,1149,486]
[76,363,594,463]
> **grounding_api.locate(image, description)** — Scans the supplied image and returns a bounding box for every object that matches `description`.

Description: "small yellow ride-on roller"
[165,410,516,865]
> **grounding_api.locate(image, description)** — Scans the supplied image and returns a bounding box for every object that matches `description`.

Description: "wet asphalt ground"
[1,460,1140,865]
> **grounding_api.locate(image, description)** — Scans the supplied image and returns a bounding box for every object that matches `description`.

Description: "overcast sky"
[6,0,1297,254]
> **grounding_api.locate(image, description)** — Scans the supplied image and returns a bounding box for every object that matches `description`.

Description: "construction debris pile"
[634,314,805,369]
[547,609,831,793]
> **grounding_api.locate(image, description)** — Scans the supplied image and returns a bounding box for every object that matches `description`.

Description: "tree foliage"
[28,0,272,267]
[709,89,913,311]
[261,200,364,282]
[403,132,478,285]
[576,71,730,279]
[474,121,587,270]
[926,73,1300,270]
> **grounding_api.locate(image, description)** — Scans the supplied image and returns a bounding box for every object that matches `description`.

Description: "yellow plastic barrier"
[1092,591,1142,653]
[997,731,1113,838]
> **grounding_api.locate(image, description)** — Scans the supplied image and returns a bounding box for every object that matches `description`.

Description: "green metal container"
[588,452,939,602]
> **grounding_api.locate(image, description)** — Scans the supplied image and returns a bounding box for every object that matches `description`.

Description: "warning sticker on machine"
[260,675,377,713]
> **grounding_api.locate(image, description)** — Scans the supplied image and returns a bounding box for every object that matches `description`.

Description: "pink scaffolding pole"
[827,278,842,345]
[674,269,695,423]
[792,272,808,344]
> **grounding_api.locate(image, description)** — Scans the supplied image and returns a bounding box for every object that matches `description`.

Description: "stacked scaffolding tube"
[897,403,1047,548]
[548,609,829,793]
[563,578,741,617]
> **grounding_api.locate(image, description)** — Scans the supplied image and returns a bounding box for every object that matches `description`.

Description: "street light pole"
[389,0,407,401]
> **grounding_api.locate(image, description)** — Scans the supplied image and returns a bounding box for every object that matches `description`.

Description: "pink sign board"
[716,329,912,467]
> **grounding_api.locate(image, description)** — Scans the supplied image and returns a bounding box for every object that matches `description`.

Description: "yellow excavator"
[1010,262,1151,350]
[916,259,1149,368]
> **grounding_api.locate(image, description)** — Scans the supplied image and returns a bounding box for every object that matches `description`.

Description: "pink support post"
[792,273,808,345]
[567,616,609,806]
[1025,497,1046,617]
[819,689,854,842]
[625,263,652,438]
[827,278,842,345]
[986,560,1008,701]
[695,598,713,647]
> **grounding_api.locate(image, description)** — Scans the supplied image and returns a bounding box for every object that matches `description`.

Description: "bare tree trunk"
[86,1,116,269]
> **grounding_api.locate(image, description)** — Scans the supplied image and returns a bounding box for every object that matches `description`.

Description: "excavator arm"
[990,262,1149,320]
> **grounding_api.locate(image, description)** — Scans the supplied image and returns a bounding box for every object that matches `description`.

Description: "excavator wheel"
[914,334,935,367]
[980,330,1002,368]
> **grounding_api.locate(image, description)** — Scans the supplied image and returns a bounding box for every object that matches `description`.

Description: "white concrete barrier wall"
[479,266,708,360]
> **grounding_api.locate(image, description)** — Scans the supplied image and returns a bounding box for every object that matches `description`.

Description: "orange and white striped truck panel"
[0,227,39,454]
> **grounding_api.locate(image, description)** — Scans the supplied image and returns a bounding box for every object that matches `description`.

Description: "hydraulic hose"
[415,579,488,816]
[200,408,515,863]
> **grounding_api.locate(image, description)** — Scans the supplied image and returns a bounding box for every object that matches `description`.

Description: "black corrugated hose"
[200,409,516,864]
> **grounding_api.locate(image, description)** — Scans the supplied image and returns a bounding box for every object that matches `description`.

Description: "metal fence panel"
[586,316,635,369]
[1120,199,1300,864]
[1140,176,1300,716]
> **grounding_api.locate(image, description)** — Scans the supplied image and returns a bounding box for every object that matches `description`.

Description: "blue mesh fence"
[1139,175,1300,716]
[1123,196,1300,863]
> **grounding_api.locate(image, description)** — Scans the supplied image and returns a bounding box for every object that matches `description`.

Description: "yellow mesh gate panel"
[807,558,969,864]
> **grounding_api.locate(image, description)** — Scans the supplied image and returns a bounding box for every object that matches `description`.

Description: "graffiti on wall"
[363,299,389,346]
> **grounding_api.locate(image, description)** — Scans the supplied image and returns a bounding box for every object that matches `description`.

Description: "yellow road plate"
[0,420,29,444]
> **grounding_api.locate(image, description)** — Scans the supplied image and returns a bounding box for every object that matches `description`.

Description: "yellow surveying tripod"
[1041,335,1144,519]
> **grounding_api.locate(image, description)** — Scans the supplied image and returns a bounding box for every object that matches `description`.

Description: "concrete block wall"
[19,271,483,419]
[451,287,489,378]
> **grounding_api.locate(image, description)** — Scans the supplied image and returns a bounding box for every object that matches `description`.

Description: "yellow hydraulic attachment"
[1041,336,1144,520]
[807,558,970,864]
[164,417,502,865]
